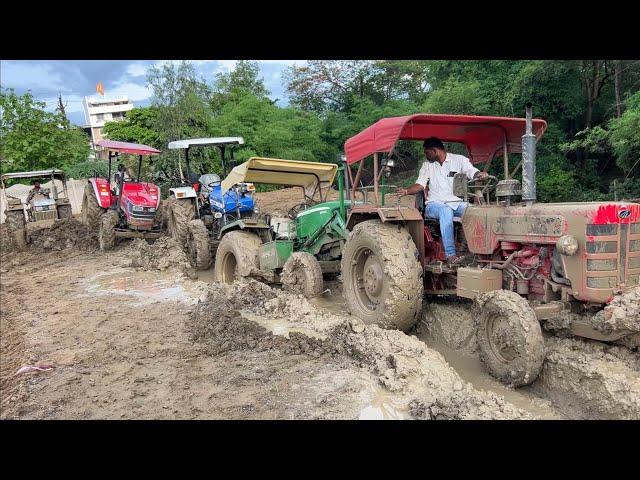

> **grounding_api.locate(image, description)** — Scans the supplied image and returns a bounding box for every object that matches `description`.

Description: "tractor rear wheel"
[281,252,324,298]
[5,209,26,231]
[82,184,104,231]
[214,230,262,284]
[475,289,545,387]
[186,219,211,270]
[58,204,72,220]
[341,220,423,332]
[167,197,195,247]
[99,210,118,251]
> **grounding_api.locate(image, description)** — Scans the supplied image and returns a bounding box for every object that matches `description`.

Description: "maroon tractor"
[339,104,640,387]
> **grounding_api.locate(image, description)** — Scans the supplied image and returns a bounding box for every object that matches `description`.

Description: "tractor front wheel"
[58,204,72,220]
[186,219,211,270]
[99,210,118,251]
[341,220,423,332]
[82,184,104,231]
[214,231,262,284]
[475,289,545,387]
[5,209,26,231]
[167,197,195,247]
[281,252,324,298]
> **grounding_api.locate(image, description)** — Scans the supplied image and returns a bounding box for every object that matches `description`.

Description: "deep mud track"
[1,219,638,420]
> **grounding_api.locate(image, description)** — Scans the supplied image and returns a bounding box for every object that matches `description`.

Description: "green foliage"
[103,107,162,147]
[609,90,640,172]
[64,159,109,179]
[0,89,90,174]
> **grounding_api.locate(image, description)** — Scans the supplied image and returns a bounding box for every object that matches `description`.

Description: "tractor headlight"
[147,207,156,213]
[556,235,579,256]
[213,212,223,219]
[132,205,143,212]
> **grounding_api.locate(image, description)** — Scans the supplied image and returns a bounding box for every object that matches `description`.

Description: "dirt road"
[1,215,638,420]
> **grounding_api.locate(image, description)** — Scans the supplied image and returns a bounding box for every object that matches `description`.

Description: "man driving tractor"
[26,180,50,204]
[397,137,488,266]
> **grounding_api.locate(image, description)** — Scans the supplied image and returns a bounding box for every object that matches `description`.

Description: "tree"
[103,107,163,148]
[211,60,270,113]
[0,89,90,174]
[284,60,377,113]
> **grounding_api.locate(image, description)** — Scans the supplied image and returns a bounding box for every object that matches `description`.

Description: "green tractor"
[212,157,350,296]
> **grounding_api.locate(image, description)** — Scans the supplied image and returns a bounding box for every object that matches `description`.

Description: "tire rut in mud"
[188,280,539,420]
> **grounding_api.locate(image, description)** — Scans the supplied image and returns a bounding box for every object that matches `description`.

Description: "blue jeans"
[425,202,467,257]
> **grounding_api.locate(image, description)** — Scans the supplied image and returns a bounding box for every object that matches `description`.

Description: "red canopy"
[96,140,161,155]
[344,114,548,165]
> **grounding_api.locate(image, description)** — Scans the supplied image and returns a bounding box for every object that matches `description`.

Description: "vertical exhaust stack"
[522,102,537,205]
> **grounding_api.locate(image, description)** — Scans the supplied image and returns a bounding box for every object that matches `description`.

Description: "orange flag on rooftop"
[96,82,105,96]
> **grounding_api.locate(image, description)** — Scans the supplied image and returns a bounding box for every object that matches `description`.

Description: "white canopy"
[1,169,66,181]
[168,137,245,150]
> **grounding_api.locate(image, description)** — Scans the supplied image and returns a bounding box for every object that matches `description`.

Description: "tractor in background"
[210,157,349,296]
[82,140,163,250]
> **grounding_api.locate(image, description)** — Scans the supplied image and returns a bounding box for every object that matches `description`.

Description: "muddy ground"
[1,196,638,420]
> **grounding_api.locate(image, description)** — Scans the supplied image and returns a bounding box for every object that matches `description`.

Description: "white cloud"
[0,61,67,92]
[107,82,152,103]
[126,63,148,78]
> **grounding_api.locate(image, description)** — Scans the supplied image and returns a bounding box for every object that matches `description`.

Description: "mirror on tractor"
[452,172,468,200]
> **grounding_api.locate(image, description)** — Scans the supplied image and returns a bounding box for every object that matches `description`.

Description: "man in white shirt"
[397,137,488,266]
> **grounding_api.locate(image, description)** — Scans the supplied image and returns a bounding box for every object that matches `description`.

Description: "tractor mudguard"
[89,178,113,209]
[218,218,271,238]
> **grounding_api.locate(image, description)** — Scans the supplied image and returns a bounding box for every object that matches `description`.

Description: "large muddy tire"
[167,197,195,247]
[58,204,72,220]
[153,199,167,231]
[82,184,104,231]
[98,210,118,251]
[5,209,26,231]
[214,230,262,284]
[341,220,423,332]
[10,228,27,251]
[186,219,211,270]
[281,252,324,298]
[475,289,545,387]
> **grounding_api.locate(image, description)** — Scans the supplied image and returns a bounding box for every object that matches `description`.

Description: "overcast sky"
[0,60,305,126]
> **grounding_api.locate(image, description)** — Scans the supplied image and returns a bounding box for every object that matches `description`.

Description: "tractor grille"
[585,222,640,290]
[33,210,58,221]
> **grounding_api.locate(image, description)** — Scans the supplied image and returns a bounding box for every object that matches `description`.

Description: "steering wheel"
[467,175,498,198]
[208,181,221,189]
[288,203,309,220]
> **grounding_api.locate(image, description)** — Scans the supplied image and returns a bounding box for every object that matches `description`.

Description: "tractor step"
[424,262,457,274]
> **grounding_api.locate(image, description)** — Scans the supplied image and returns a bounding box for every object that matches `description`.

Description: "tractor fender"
[346,210,425,266]
[89,178,112,208]
[169,187,197,200]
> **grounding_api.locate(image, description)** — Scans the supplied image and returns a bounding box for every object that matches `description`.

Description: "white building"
[82,95,134,154]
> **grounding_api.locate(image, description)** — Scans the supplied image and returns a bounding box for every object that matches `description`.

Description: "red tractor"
[340,105,640,386]
[82,140,163,250]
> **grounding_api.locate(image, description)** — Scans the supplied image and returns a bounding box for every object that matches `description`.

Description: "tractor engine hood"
[121,182,160,208]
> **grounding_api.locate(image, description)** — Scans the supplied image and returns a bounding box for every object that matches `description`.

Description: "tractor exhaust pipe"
[522,102,537,205]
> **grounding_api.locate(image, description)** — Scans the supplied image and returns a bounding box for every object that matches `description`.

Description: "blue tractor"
[166,138,271,270]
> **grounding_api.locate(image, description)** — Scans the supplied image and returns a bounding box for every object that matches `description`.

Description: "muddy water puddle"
[240,311,328,341]
[82,268,199,306]
[418,335,562,419]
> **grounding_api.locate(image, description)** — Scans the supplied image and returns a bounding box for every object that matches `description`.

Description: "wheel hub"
[363,255,383,298]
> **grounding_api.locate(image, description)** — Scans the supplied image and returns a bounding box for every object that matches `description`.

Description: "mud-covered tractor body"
[212,157,350,296]
[1,169,73,224]
[83,140,163,250]
[340,106,640,386]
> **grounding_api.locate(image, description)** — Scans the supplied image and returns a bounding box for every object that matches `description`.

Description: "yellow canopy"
[221,157,338,199]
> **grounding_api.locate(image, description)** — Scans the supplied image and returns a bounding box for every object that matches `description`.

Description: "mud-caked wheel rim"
[486,313,518,364]
[220,251,238,283]
[351,246,386,314]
